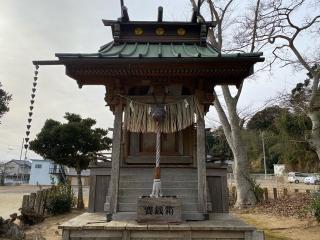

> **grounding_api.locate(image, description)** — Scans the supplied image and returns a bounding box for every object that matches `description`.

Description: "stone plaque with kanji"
[137,197,182,223]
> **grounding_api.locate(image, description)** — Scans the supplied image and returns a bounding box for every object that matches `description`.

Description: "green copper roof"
[101,42,220,58]
[56,42,263,60]
[56,42,223,59]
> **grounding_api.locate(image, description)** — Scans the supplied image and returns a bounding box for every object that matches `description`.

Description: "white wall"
[29,160,57,185]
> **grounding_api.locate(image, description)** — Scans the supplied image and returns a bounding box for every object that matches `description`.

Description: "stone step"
[112,211,206,221]
[111,212,136,221]
[118,202,200,212]
[118,188,198,198]
[120,168,197,175]
[182,212,207,221]
[119,180,198,189]
[118,196,198,204]
[120,174,197,181]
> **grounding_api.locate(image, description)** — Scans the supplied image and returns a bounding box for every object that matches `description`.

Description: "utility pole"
[21,147,29,183]
[261,131,267,179]
[19,138,24,160]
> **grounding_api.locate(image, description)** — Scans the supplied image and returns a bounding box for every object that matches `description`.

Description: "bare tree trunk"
[309,74,320,160]
[228,100,256,208]
[214,88,257,207]
[232,129,256,208]
[76,169,84,209]
[310,111,320,158]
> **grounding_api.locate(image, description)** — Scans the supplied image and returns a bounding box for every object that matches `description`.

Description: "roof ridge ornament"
[191,0,205,23]
[120,0,129,22]
[158,6,163,22]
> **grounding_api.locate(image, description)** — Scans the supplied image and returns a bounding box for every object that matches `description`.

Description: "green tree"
[207,127,233,161]
[30,113,112,209]
[269,111,318,171]
[246,100,319,172]
[247,106,287,131]
[0,82,12,123]
[288,79,312,114]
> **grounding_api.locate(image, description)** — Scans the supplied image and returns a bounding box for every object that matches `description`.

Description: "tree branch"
[290,43,313,73]
[234,83,243,102]
[250,0,261,53]
[213,90,234,150]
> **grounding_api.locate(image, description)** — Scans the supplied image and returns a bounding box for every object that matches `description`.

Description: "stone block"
[137,197,181,223]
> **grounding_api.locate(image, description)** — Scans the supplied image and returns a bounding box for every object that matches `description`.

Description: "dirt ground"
[0,185,89,219]
[234,212,320,240]
[24,209,85,240]
[0,185,42,219]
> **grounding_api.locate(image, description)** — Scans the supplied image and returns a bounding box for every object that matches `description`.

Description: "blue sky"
[0,0,305,160]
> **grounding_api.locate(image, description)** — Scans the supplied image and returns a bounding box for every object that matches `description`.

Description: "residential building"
[29,159,61,185]
[0,160,31,184]
[29,159,90,186]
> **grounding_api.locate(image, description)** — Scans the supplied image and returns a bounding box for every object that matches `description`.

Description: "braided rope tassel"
[150,124,162,198]
[155,130,161,167]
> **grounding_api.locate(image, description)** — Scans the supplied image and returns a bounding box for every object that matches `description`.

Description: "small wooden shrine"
[34,2,264,239]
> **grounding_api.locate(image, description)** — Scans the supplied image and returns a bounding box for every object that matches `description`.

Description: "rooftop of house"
[5,160,31,167]
[30,159,52,163]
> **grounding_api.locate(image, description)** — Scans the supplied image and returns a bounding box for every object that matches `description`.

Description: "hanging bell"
[32,88,36,93]
[28,118,32,123]
[29,112,33,117]
[31,94,36,99]
[30,100,35,105]
[33,82,37,87]
[34,77,38,81]
[24,144,29,149]
[151,105,166,123]
[27,124,31,129]
[25,138,29,142]
[35,65,39,70]
[34,71,38,76]
[26,131,30,136]
[29,106,34,111]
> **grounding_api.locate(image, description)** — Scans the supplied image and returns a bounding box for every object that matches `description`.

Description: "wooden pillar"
[107,103,123,214]
[197,114,207,214]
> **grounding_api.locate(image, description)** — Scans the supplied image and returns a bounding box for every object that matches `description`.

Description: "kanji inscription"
[137,197,181,223]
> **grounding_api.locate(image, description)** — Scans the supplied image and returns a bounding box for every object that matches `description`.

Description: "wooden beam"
[197,111,207,214]
[32,60,64,65]
[107,102,123,213]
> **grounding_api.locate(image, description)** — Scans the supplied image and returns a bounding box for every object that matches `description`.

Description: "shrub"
[46,183,75,215]
[310,194,320,222]
[248,177,264,202]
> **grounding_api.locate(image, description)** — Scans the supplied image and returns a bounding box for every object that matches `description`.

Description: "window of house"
[35,164,42,169]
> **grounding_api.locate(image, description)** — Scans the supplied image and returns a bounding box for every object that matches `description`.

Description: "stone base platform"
[59,212,264,240]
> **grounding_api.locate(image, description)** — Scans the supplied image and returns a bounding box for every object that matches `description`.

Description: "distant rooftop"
[5,160,31,167]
